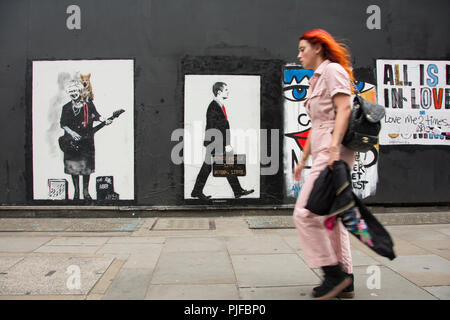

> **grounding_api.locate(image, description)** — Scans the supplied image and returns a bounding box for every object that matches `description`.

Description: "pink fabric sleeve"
[324,63,351,98]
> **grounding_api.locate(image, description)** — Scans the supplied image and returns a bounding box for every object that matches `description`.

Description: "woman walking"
[293,29,355,300]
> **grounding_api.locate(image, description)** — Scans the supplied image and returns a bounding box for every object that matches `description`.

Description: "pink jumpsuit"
[293,59,355,274]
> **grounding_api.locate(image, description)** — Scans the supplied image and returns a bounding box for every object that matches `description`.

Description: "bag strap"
[352,81,360,95]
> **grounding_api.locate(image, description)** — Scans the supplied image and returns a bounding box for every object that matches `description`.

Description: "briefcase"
[212,154,246,177]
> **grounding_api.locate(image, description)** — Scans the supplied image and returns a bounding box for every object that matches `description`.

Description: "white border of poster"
[32,59,134,200]
[376,59,450,145]
[184,75,260,199]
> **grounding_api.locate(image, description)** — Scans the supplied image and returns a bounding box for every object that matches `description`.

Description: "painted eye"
[282,67,313,102]
[283,85,309,102]
[355,81,375,93]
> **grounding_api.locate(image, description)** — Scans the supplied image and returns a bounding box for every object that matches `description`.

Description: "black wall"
[0,0,449,206]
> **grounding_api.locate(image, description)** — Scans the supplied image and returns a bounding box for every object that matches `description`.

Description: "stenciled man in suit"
[191,82,254,200]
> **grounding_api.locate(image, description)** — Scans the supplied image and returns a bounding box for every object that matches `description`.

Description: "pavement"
[0,212,450,301]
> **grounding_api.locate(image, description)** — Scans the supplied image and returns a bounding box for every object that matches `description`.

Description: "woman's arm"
[328,93,352,167]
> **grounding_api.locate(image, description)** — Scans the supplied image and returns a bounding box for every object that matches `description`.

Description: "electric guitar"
[59,109,125,154]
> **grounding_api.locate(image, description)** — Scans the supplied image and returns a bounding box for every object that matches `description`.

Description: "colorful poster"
[376,59,450,145]
[283,64,380,199]
[282,65,314,198]
[32,59,134,201]
[184,75,260,200]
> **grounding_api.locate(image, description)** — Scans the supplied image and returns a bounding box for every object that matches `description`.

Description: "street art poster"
[283,64,380,199]
[376,59,450,145]
[32,59,134,201]
[184,75,260,200]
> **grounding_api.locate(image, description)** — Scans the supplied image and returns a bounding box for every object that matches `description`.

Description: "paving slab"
[103,268,153,300]
[226,236,294,255]
[0,257,24,272]
[89,259,126,295]
[0,232,133,237]
[129,219,158,236]
[389,237,430,256]
[422,286,450,300]
[146,284,239,300]
[231,254,320,287]
[97,243,163,255]
[350,249,381,266]
[102,253,131,261]
[348,236,379,257]
[295,250,308,264]
[0,219,142,232]
[239,286,319,300]
[251,229,298,237]
[0,256,114,295]
[33,245,101,254]
[375,212,450,225]
[0,219,72,232]
[374,254,450,286]
[247,216,294,229]
[152,219,213,230]
[122,250,162,269]
[65,219,142,232]
[437,227,450,236]
[386,224,449,231]
[293,249,379,269]
[214,218,253,236]
[141,229,217,237]
[106,237,165,244]
[387,228,450,242]
[0,295,85,300]
[349,266,436,300]
[151,251,235,285]
[45,237,109,246]
[163,237,226,253]
[409,240,450,260]
[0,237,52,253]
[282,236,303,251]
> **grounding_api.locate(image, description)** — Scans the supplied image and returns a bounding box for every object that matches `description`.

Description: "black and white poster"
[32,59,134,201]
[184,75,260,200]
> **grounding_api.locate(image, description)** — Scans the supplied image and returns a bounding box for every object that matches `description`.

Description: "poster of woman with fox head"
[32,59,134,202]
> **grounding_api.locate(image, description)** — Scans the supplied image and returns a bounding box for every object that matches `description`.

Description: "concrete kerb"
[1,205,450,219]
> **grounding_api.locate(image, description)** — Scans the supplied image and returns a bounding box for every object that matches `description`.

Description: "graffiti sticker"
[376,59,450,145]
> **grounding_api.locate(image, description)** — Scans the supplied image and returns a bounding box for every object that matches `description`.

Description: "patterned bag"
[338,196,396,260]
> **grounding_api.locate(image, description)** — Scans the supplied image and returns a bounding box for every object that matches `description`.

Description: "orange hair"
[299,29,355,91]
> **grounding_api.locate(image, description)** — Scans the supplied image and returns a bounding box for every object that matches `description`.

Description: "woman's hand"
[328,146,340,169]
[293,161,306,181]
[294,138,310,181]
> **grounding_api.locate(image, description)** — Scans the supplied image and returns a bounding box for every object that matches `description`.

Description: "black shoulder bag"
[342,85,386,152]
